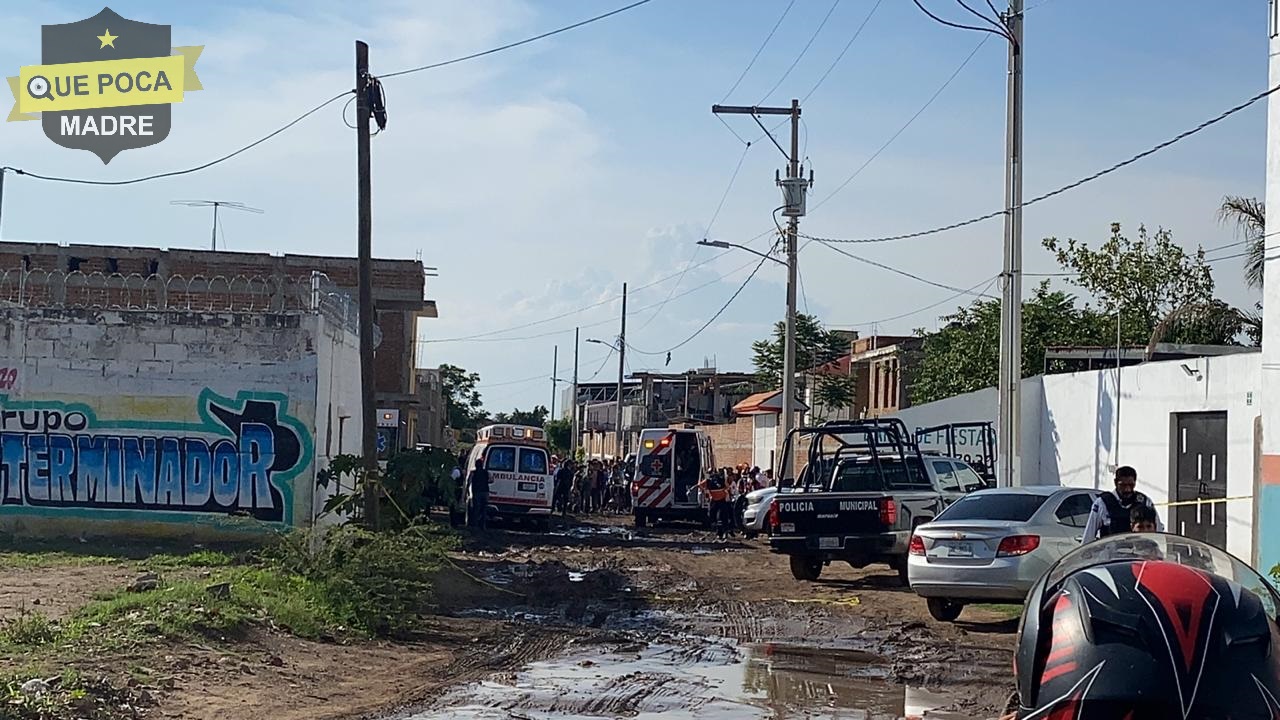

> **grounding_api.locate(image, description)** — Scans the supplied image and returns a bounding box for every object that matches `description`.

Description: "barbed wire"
[0,269,376,343]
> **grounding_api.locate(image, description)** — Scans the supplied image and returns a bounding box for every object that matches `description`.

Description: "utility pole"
[550,345,558,420]
[571,328,580,457]
[615,283,627,460]
[711,99,809,469]
[355,40,379,528]
[0,168,6,240]
[995,2,1023,488]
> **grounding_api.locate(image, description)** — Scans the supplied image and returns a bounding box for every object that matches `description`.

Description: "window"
[1054,493,1094,528]
[518,448,548,475]
[937,493,1050,522]
[953,463,986,493]
[485,446,516,472]
[932,461,960,492]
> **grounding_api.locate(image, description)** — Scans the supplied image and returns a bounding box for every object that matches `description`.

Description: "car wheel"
[789,555,823,582]
[927,597,964,622]
[893,556,910,586]
[634,511,647,528]
[744,530,758,540]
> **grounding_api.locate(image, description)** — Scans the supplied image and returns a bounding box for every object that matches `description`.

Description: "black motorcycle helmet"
[1014,533,1280,719]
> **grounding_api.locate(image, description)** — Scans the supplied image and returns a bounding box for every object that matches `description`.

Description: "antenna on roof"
[170,200,264,251]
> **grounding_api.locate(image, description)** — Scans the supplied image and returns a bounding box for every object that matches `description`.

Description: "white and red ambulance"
[465,424,553,531]
[631,427,716,528]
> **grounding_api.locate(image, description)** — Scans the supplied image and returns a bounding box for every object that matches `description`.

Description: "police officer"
[1080,465,1162,542]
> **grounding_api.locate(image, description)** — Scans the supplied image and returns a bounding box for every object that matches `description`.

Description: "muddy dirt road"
[410,516,1018,719]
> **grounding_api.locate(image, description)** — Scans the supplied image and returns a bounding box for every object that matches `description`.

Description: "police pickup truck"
[766,419,987,585]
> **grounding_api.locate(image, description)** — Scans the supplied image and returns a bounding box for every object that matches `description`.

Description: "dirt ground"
[0,516,1018,719]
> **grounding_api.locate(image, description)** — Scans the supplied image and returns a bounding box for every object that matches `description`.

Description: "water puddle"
[406,639,976,719]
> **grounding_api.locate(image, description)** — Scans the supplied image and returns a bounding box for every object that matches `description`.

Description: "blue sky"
[0,0,1269,413]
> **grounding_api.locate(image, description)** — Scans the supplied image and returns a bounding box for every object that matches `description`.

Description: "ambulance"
[464,423,553,531]
[631,427,716,528]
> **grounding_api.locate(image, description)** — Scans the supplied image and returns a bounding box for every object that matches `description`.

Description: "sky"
[0,0,1269,413]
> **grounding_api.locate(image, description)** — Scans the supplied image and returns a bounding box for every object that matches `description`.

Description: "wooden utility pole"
[356,40,379,528]
[550,345,558,420]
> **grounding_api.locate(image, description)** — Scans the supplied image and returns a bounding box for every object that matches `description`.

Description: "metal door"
[1173,412,1228,550]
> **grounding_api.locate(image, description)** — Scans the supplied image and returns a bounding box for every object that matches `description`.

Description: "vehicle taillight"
[997,535,1041,557]
[880,498,897,526]
[767,502,780,531]
[909,534,925,556]
[630,480,641,495]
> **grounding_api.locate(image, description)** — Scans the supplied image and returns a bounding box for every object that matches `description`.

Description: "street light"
[587,336,626,460]
[696,239,786,266]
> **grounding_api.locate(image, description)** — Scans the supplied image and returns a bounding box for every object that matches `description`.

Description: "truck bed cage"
[780,418,930,492]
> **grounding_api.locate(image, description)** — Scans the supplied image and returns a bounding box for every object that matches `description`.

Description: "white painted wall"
[891,353,1261,561]
[311,314,363,526]
[752,414,777,471]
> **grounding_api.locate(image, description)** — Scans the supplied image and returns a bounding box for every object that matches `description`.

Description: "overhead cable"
[801,84,1280,246]
[380,0,657,79]
[2,92,352,186]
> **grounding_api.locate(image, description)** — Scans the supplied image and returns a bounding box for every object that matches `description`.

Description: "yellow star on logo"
[97,29,117,48]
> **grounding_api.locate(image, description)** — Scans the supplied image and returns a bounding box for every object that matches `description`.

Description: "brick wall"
[697,417,753,469]
[0,240,426,407]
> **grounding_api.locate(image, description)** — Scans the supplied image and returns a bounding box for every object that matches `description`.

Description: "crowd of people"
[549,457,633,516]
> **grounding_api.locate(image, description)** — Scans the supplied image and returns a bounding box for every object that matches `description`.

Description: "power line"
[628,250,774,356]
[814,240,998,298]
[380,0,657,79]
[477,353,611,390]
[3,92,352,186]
[802,83,1280,246]
[421,235,769,344]
[910,0,1012,42]
[633,141,754,333]
[801,0,883,103]
[829,274,1000,328]
[721,0,798,102]
[758,0,841,104]
[811,35,989,214]
[423,252,767,345]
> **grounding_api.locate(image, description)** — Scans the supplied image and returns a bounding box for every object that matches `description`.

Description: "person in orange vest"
[699,469,733,540]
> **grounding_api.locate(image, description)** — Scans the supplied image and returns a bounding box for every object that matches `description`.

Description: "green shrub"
[261,526,456,637]
[0,609,60,647]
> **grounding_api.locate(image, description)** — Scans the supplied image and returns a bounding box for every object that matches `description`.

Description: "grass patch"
[972,603,1024,619]
[1,525,459,665]
[0,609,61,647]
[0,550,118,570]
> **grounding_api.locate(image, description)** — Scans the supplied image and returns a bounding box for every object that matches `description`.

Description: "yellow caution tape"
[1155,495,1252,509]
[760,596,862,607]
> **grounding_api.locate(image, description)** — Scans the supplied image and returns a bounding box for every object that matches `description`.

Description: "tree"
[1217,196,1264,343]
[493,405,549,427]
[544,418,572,456]
[1218,196,1265,290]
[752,314,853,408]
[910,282,1114,404]
[1042,223,1230,344]
[439,364,489,436]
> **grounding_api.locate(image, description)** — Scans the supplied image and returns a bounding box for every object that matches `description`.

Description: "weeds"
[0,609,60,647]
[1,670,144,720]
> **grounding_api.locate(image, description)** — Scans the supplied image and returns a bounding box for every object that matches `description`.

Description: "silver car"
[741,486,778,538]
[907,486,1100,622]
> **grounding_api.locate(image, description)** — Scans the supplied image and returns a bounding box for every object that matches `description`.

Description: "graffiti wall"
[0,306,359,539]
[0,390,311,525]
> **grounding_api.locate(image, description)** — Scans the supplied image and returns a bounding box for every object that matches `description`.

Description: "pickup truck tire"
[634,511,648,529]
[927,598,964,622]
[892,556,910,586]
[789,555,823,581]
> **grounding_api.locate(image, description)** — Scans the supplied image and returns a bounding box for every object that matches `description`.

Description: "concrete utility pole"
[995,2,1024,488]
[550,344,558,420]
[571,328,580,457]
[355,40,379,527]
[711,99,809,467]
[615,283,627,459]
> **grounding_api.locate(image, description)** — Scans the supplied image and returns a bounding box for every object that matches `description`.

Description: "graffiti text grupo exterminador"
[0,395,305,522]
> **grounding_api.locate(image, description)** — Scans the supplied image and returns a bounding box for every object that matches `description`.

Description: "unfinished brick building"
[0,241,437,449]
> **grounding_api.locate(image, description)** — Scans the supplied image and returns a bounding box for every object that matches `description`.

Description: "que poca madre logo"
[6,7,203,164]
